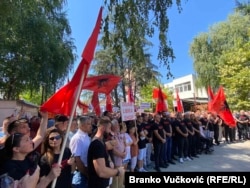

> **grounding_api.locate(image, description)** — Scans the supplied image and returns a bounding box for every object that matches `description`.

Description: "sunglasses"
[11,133,21,147]
[16,118,28,123]
[11,118,28,127]
[49,135,62,141]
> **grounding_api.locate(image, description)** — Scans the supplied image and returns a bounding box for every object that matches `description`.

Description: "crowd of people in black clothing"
[0,108,249,188]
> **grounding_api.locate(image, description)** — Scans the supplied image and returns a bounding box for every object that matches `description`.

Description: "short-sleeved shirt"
[141,122,153,138]
[69,129,91,167]
[151,122,165,144]
[184,118,194,133]
[238,115,249,128]
[161,118,172,136]
[173,119,187,137]
[87,139,110,188]
[137,123,147,149]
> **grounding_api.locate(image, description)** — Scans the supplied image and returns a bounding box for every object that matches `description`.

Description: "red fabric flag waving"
[211,86,236,127]
[78,99,89,114]
[40,7,103,116]
[106,93,113,112]
[127,86,134,103]
[207,86,215,113]
[153,87,167,99]
[91,91,101,117]
[176,89,183,113]
[154,86,168,113]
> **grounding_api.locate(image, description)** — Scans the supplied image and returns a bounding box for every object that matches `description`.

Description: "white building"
[164,74,208,111]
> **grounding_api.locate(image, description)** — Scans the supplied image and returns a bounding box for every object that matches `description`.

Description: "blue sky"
[65,0,239,84]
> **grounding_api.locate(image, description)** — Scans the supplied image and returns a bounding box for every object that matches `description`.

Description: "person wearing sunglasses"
[2,132,62,188]
[39,129,74,188]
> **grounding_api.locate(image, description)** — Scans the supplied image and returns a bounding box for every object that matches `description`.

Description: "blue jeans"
[166,137,173,161]
[71,171,88,188]
[162,137,173,162]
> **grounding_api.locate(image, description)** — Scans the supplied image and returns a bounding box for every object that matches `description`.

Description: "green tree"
[218,39,250,110]
[103,0,185,79]
[0,0,75,103]
[189,10,250,110]
[93,31,160,106]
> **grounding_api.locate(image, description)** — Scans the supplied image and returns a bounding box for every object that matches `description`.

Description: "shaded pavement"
[150,140,250,172]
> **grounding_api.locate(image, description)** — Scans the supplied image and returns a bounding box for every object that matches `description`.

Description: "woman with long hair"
[3,133,61,188]
[39,129,74,188]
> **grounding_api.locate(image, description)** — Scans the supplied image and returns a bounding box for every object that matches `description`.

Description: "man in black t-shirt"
[87,117,125,188]
[152,114,167,172]
[235,110,249,141]
[161,112,176,165]
[173,112,189,163]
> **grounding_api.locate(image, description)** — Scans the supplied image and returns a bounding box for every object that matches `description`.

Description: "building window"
[175,82,191,93]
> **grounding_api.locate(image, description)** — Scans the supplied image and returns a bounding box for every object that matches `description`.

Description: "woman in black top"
[3,133,61,188]
[39,129,73,188]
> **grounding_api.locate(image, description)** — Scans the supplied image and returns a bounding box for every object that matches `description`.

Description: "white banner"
[140,102,151,109]
[120,102,136,121]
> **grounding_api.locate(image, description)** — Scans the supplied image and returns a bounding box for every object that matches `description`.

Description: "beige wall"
[0,100,39,126]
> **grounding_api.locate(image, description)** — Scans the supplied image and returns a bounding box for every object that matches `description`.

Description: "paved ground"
[149,140,250,172]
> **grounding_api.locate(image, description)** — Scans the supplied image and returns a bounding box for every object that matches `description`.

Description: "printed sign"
[140,102,151,109]
[120,102,136,121]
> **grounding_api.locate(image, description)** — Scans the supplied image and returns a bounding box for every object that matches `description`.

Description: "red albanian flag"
[91,91,101,117]
[153,87,167,99]
[176,89,183,113]
[127,85,134,103]
[211,86,236,127]
[105,93,113,112]
[207,86,215,113]
[40,7,103,116]
[82,74,121,95]
[78,99,89,114]
[154,86,168,113]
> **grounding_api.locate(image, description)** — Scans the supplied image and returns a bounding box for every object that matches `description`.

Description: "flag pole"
[51,64,87,188]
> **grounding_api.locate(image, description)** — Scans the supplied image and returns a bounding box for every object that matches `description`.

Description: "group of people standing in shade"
[0,108,249,188]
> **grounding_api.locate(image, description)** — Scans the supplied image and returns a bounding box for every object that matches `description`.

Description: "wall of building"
[164,74,208,100]
[0,100,39,126]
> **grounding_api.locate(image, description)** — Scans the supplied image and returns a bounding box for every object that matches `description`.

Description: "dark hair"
[77,116,91,126]
[41,129,64,166]
[103,110,108,116]
[7,118,29,134]
[54,114,69,123]
[97,117,111,127]
[4,133,25,159]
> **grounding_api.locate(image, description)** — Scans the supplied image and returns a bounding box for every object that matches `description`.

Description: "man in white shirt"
[70,116,92,188]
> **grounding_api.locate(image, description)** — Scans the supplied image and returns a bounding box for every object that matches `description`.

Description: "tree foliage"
[93,31,161,105]
[189,7,250,110]
[102,0,184,79]
[0,0,75,102]
[0,0,187,106]
[218,39,250,109]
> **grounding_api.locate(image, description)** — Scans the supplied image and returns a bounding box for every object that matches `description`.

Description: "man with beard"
[87,117,125,188]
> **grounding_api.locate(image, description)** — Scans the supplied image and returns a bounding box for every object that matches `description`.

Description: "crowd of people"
[0,108,249,188]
